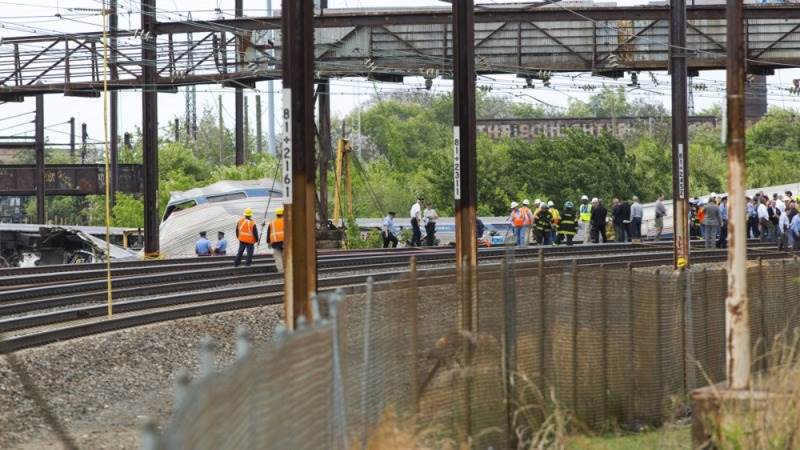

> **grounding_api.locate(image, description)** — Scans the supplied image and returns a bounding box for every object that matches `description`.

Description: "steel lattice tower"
[184,12,197,140]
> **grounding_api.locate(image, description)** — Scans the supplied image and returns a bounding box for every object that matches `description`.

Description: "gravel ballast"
[0,304,283,449]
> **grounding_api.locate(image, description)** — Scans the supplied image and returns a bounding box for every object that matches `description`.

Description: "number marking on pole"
[282,88,293,205]
[453,126,461,200]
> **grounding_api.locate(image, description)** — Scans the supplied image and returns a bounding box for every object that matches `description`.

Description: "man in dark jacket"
[611,198,625,242]
[590,198,608,243]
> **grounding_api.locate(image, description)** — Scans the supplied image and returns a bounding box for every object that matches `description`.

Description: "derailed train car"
[159,179,284,259]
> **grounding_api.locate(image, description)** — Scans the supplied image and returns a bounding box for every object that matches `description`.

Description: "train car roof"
[0,223,132,236]
[168,178,283,204]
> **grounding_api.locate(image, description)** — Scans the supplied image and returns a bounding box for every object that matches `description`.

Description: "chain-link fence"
[148,255,800,449]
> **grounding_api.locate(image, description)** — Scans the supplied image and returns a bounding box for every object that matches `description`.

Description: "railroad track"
[0,243,791,353]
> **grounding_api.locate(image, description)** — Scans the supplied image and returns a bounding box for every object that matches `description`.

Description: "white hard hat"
[591,197,599,203]
[523,199,530,206]
[547,200,554,207]
[581,195,589,201]
[709,192,717,198]
[534,198,541,205]
[510,201,519,209]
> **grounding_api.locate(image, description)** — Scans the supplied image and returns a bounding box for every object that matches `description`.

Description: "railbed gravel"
[0,304,284,449]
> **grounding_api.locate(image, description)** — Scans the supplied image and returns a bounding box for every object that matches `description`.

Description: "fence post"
[655,268,664,418]
[329,289,349,450]
[683,266,696,395]
[360,277,374,447]
[758,258,768,372]
[627,263,637,423]
[538,248,546,385]
[600,264,608,424]
[502,249,517,445]
[235,326,250,360]
[571,258,578,412]
[409,257,419,415]
[200,336,216,377]
[140,417,160,450]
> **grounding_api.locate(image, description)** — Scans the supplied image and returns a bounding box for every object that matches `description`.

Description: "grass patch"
[566,425,691,450]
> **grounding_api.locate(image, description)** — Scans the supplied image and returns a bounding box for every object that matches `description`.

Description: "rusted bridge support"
[671,0,690,269]
[282,0,317,328]
[318,78,331,225]
[234,0,245,166]
[142,0,160,257]
[35,94,45,224]
[109,0,119,208]
[725,0,751,390]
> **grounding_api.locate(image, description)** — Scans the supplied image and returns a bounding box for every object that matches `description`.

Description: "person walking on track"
[267,207,285,273]
[234,208,259,267]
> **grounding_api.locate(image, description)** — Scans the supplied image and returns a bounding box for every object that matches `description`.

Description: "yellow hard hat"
[275,207,284,216]
[244,207,253,217]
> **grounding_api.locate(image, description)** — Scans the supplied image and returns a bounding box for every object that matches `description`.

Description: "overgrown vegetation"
[21,87,800,227]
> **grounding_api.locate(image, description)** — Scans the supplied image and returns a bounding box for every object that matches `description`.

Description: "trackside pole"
[671,0,690,269]
[725,0,750,390]
[281,0,316,329]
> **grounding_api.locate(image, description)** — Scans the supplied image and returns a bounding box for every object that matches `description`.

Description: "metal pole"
[725,0,750,390]
[218,94,224,164]
[453,0,478,317]
[244,96,249,153]
[267,0,276,156]
[81,123,87,163]
[141,0,159,257]
[174,118,180,142]
[69,117,75,161]
[234,0,245,166]
[255,95,263,153]
[282,0,317,329]
[35,94,45,225]
[318,78,331,225]
[109,0,119,208]
[671,0,690,269]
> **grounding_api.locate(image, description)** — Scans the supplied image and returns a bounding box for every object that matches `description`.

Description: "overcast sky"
[1,0,798,150]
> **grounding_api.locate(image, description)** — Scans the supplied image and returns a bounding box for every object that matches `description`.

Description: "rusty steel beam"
[235,0,245,166]
[35,95,45,225]
[142,0,160,257]
[318,79,331,226]
[110,0,119,208]
[454,0,478,326]
[671,0,690,269]
[282,0,317,328]
[0,164,143,196]
[725,0,751,391]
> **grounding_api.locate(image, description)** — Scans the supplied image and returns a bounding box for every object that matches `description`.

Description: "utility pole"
[255,95,263,153]
[218,94,224,164]
[244,96,249,154]
[453,0,478,441]
[318,79,331,225]
[109,0,119,208]
[141,0,159,257]
[35,94,45,224]
[670,0,690,269]
[69,117,75,161]
[184,11,197,141]
[81,123,88,163]
[725,0,750,390]
[234,0,245,166]
[282,0,316,328]
[174,118,180,142]
[267,0,276,156]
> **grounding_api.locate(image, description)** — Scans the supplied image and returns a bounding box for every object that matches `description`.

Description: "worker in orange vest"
[234,207,259,267]
[267,207,285,273]
[520,199,534,246]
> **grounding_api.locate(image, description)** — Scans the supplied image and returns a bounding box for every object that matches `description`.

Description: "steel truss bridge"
[2,4,800,98]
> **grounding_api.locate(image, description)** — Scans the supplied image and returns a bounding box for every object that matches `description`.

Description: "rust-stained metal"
[671,0,690,270]
[725,0,751,391]
[0,164,142,196]
[234,0,245,167]
[282,0,317,329]
[142,0,160,257]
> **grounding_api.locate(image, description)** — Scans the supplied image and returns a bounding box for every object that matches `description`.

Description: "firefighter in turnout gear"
[536,203,553,245]
[267,207,285,273]
[234,208,259,267]
[557,201,578,246]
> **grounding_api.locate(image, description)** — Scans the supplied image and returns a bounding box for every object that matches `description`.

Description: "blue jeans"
[514,227,525,247]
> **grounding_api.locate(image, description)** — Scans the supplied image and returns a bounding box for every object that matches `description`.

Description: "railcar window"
[207,192,247,203]
[162,200,197,221]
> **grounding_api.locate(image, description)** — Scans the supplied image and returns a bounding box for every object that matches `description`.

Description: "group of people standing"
[509,199,577,247]
[383,196,440,248]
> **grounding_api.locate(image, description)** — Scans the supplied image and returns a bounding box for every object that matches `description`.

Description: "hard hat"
[523,199,530,206]
[591,197,599,203]
[244,207,253,217]
[541,203,549,209]
[275,207,284,216]
[709,192,717,198]
[534,198,541,206]
[547,200,554,207]
[564,201,574,209]
[510,201,519,209]
[581,195,589,201]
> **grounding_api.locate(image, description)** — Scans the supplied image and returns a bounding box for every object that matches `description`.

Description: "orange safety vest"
[269,218,284,244]
[237,218,257,244]
[512,210,525,227]
[519,206,533,226]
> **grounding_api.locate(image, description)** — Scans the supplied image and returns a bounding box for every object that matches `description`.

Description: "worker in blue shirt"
[214,231,228,255]
[195,231,212,256]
